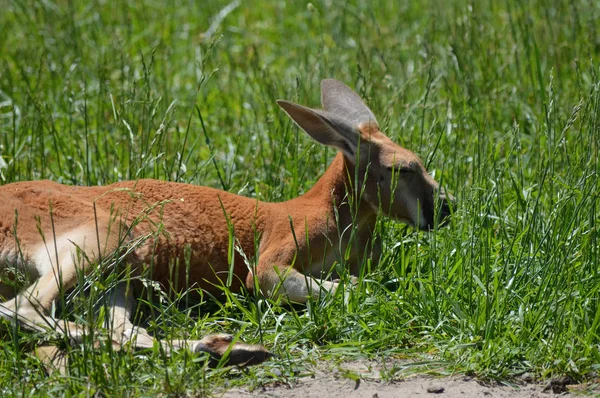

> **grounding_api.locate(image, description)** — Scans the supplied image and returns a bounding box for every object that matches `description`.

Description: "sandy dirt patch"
[223,359,597,397]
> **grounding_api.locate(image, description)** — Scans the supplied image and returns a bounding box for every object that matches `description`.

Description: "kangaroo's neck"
[297,152,377,231]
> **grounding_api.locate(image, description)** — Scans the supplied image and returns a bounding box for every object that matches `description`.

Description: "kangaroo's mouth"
[420,195,453,230]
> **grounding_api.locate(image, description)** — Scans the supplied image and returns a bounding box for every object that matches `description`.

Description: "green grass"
[1,0,600,395]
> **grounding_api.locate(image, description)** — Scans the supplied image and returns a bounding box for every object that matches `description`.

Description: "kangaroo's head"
[277,79,452,230]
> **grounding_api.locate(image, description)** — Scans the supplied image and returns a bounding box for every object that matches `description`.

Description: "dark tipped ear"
[277,100,359,158]
[321,79,378,128]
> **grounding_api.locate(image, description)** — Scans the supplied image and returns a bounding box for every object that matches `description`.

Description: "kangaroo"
[0,79,451,368]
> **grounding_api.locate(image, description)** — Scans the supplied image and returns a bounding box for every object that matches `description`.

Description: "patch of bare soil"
[223,360,598,397]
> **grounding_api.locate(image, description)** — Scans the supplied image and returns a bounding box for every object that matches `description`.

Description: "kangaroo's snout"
[421,189,454,230]
[434,188,455,228]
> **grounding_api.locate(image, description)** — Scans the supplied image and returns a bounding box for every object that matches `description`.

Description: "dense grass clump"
[1,0,599,395]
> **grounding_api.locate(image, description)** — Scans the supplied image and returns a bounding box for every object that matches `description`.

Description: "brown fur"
[0,79,451,368]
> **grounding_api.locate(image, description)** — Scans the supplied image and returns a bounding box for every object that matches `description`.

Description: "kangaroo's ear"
[321,79,378,128]
[277,100,359,159]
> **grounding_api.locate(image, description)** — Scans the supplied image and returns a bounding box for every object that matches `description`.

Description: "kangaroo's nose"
[422,190,454,230]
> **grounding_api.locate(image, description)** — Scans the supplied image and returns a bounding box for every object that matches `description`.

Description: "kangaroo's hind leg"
[0,216,123,343]
[105,282,273,366]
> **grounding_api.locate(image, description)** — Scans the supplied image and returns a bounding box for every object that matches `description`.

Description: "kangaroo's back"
[93,179,273,293]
